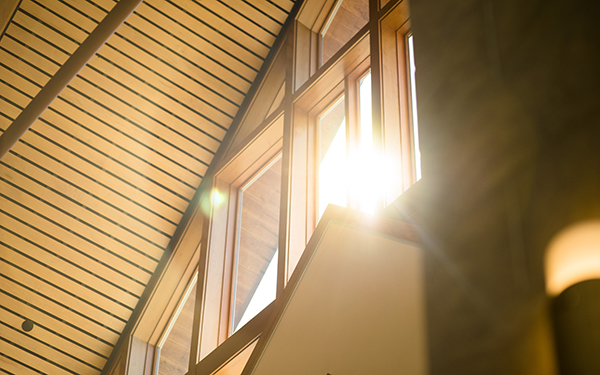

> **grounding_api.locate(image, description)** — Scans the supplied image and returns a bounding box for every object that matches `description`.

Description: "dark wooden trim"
[209,0,305,172]
[240,205,421,375]
[209,108,284,177]
[292,24,370,103]
[193,302,274,375]
[0,0,22,42]
[0,0,144,160]
[189,197,214,370]
[369,0,384,151]
[278,27,295,295]
[378,0,406,20]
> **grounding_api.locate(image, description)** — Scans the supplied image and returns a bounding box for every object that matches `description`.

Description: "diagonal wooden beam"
[0,0,22,40]
[0,0,144,160]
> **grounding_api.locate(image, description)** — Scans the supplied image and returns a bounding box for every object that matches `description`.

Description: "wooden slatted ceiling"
[0,0,294,374]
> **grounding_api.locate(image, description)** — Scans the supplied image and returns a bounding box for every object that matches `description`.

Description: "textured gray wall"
[407,0,600,373]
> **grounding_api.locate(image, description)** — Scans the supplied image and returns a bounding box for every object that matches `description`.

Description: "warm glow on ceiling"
[545,220,600,296]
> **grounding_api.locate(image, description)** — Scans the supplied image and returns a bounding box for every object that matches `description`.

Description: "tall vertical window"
[317,97,347,219]
[156,275,197,375]
[356,71,379,214]
[231,157,282,333]
[407,34,422,181]
[315,68,384,223]
[320,0,369,66]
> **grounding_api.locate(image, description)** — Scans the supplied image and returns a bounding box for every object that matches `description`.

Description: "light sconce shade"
[545,220,600,296]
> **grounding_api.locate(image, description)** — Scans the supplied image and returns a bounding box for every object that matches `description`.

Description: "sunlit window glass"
[407,35,422,181]
[318,96,347,219]
[157,278,197,375]
[231,158,282,333]
[356,72,380,214]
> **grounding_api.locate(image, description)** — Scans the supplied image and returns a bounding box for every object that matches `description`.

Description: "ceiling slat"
[144,1,263,73]
[92,49,235,128]
[57,87,210,181]
[0,274,120,345]
[86,56,229,143]
[16,123,188,220]
[0,165,168,258]
[12,9,79,54]
[104,32,242,116]
[21,0,89,43]
[94,45,236,129]
[0,290,113,357]
[0,131,182,231]
[67,72,218,165]
[118,19,248,104]
[59,0,108,23]
[220,0,285,33]
[194,0,277,45]
[5,24,69,70]
[0,192,152,287]
[0,223,139,308]
[150,0,265,68]
[0,327,83,375]
[0,257,127,333]
[0,306,105,370]
[130,5,257,87]
[0,209,143,302]
[0,242,133,321]
[0,350,42,375]
[175,0,271,58]
[0,185,158,278]
[1,133,184,240]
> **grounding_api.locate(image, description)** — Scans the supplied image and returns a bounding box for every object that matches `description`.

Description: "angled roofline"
[100,1,306,374]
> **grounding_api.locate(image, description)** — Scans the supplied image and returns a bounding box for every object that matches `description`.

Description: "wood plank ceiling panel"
[0,0,295,373]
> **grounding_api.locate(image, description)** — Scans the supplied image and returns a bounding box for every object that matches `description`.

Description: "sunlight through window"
[356,72,379,214]
[231,158,281,333]
[318,97,347,219]
[408,35,422,181]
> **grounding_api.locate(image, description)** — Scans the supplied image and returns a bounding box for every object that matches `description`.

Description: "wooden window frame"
[229,152,282,335]
[183,1,419,374]
[152,271,198,375]
[192,113,284,363]
[286,28,370,278]
[378,0,416,198]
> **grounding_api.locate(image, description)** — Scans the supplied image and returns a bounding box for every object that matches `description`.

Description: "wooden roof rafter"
[0,0,143,160]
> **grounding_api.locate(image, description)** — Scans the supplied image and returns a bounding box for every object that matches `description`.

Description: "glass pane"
[232,158,282,333]
[359,72,372,154]
[357,72,378,214]
[321,0,369,66]
[318,96,346,219]
[158,282,196,375]
[408,35,422,181]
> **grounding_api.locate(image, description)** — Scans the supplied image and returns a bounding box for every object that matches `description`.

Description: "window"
[231,157,282,333]
[317,96,346,219]
[378,4,420,195]
[320,0,369,66]
[287,33,370,276]
[407,34,422,181]
[155,274,197,375]
[195,115,284,362]
[177,1,423,373]
[315,71,379,218]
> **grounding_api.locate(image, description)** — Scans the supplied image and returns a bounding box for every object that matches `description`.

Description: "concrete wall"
[408,0,600,373]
